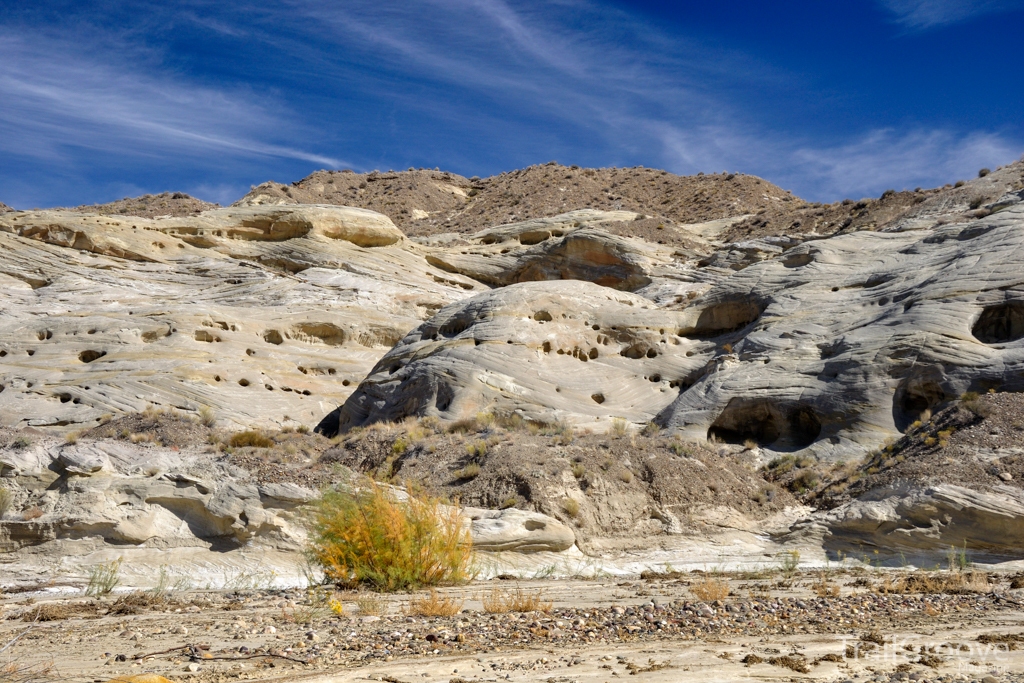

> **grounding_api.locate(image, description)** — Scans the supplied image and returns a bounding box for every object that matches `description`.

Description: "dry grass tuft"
[454,462,481,480]
[355,594,388,616]
[229,430,274,448]
[690,575,730,601]
[406,589,462,617]
[481,587,552,613]
[308,481,474,592]
[812,572,840,598]
[876,570,989,595]
[197,405,217,427]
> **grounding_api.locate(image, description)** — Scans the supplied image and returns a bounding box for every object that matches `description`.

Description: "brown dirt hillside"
[66,191,219,218]
[235,159,1024,244]
[320,417,793,545]
[235,164,812,241]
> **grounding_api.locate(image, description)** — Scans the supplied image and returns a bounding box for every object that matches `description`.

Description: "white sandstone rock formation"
[0,205,481,431]
[337,202,1024,462]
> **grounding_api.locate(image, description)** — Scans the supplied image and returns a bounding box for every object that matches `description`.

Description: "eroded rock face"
[0,205,480,430]
[792,484,1024,562]
[336,202,1024,461]
[331,280,700,433]
[0,440,314,553]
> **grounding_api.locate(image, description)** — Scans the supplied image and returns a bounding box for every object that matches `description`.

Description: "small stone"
[186,663,200,672]
[999,472,1013,481]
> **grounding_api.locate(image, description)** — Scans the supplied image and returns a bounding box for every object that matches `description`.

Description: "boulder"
[465,507,575,553]
[58,446,110,475]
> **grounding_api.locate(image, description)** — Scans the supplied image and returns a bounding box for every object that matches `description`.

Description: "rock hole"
[342,379,351,386]
[588,348,598,359]
[972,301,1024,344]
[214,375,221,382]
[440,318,470,337]
[783,253,813,268]
[533,310,553,322]
[328,368,336,375]
[691,299,765,336]
[78,350,105,363]
[646,348,657,358]
[649,374,662,383]
[58,393,72,403]
[542,341,552,353]
[246,348,255,356]
[591,393,605,404]
[435,384,454,412]
[37,330,52,341]
[707,399,821,451]
[893,375,947,432]
[238,379,250,387]
[620,344,647,360]
[263,330,284,345]
[27,349,35,356]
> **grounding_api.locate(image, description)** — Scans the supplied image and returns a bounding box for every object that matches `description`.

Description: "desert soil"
[4,572,1024,683]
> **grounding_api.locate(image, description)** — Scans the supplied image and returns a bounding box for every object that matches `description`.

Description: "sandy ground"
[4,572,1024,683]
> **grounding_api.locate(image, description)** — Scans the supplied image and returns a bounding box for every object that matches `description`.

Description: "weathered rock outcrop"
[0,440,312,553]
[337,199,1024,461]
[332,280,697,432]
[0,205,480,431]
[785,484,1024,563]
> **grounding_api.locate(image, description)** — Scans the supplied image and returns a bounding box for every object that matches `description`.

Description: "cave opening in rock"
[972,301,1024,344]
[691,299,766,337]
[893,377,947,432]
[707,399,821,451]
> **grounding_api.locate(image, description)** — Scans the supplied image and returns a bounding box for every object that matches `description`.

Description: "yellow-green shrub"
[308,483,473,592]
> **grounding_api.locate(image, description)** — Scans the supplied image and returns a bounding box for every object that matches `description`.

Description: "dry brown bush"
[481,587,552,613]
[690,575,730,601]
[406,589,462,617]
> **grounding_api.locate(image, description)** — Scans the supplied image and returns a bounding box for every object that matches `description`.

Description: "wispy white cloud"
[282,0,1021,200]
[0,0,1019,207]
[877,0,1020,28]
[788,129,1020,198]
[0,28,341,168]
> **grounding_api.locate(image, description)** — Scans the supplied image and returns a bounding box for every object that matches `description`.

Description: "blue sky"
[1,0,1022,209]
